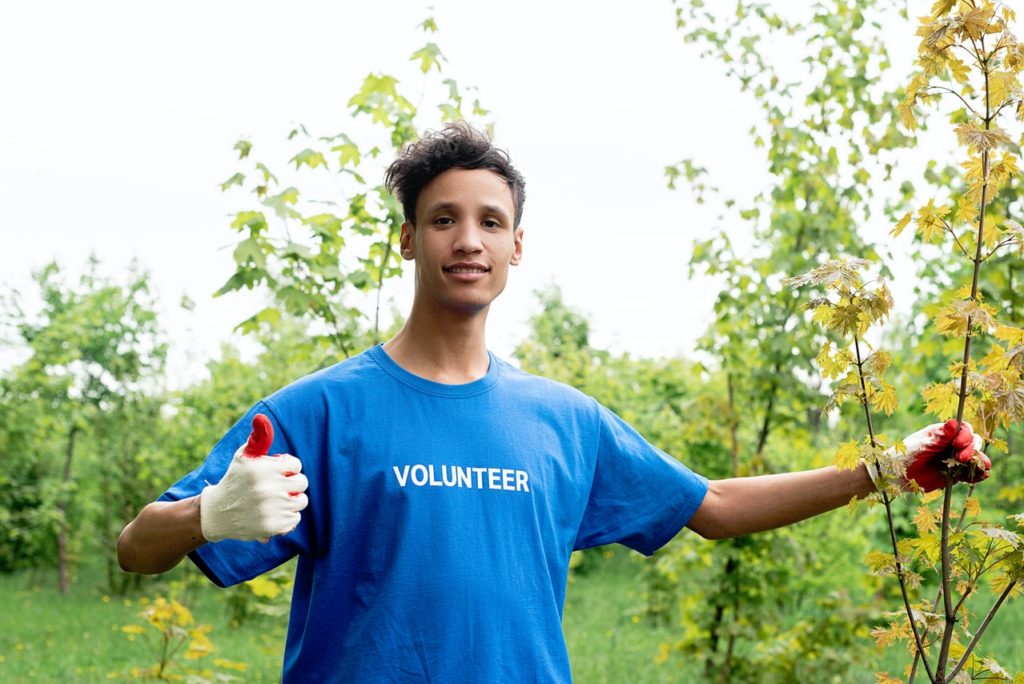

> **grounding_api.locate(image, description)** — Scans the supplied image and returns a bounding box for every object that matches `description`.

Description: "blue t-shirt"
[160,345,708,682]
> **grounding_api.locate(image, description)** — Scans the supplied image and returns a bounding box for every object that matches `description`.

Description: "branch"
[924,85,981,119]
[945,224,972,258]
[944,580,1018,683]
[981,237,1019,262]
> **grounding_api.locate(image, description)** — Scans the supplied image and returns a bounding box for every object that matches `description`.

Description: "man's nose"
[453,225,484,253]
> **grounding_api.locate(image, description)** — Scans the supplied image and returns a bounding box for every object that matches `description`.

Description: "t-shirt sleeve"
[574,403,708,556]
[158,401,312,588]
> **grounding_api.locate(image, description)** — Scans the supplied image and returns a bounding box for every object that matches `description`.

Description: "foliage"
[115,595,248,681]
[651,0,920,679]
[781,3,1024,680]
[0,259,165,593]
[216,16,488,359]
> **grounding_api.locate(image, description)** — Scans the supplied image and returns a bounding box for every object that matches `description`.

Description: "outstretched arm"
[687,464,874,540]
[686,420,992,541]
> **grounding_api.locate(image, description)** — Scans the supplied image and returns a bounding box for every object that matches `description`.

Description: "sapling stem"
[944,580,1018,683]
[854,333,936,683]
[936,62,992,679]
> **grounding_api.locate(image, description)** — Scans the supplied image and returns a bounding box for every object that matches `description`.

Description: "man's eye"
[435,217,454,225]
[482,219,501,229]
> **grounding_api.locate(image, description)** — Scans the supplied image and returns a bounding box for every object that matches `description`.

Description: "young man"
[118,121,991,682]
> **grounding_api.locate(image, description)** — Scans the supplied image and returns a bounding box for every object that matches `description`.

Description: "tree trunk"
[57,424,78,595]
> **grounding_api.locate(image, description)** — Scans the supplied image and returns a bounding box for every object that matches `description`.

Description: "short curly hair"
[384,121,526,228]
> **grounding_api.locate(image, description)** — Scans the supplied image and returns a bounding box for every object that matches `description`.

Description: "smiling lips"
[443,262,490,279]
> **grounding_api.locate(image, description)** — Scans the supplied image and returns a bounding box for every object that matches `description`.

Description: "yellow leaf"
[817,343,853,380]
[871,381,899,416]
[120,625,145,635]
[954,123,1012,152]
[988,71,1020,106]
[917,199,950,243]
[246,575,282,599]
[961,7,995,41]
[870,624,902,648]
[982,218,1003,249]
[914,505,938,535]
[923,382,959,419]
[994,324,1024,344]
[865,550,896,574]
[834,440,861,470]
[931,0,956,18]
[948,55,971,83]
[891,211,913,238]
[898,101,917,131]
[914,532,942,563]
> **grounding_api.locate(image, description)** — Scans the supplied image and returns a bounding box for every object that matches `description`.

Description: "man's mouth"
[443,264,490,274]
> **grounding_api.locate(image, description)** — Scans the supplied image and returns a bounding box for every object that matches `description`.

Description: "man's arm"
[118,413,309,576]
[686,464,875,540]
[118,495,206,574]
[685,420,992,541]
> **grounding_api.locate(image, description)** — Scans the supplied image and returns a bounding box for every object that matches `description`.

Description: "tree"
[0,258,165,593]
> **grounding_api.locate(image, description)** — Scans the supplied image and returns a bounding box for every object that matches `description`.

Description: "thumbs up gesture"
[199,414,309,543]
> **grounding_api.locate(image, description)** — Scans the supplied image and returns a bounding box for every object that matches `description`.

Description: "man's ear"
[400,221,415,260]
[510,227,524,266]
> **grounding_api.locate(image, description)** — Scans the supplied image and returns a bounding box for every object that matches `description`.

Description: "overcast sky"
[1,1,932,387]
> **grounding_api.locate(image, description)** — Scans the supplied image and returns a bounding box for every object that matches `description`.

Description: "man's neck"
[382,304,491,384]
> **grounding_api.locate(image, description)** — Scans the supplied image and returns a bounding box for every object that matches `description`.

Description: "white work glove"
[865,419,991,493]
[200,414,309,543]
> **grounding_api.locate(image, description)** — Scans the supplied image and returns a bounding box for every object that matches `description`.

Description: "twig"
[944,580,1018,683]
[945,224,972,258]
[925,85,981,119]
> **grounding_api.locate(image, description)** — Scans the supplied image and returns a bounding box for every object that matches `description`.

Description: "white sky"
[0,1,935,387]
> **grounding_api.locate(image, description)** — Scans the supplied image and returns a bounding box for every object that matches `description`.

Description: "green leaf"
[233,140,252,159]
[229,211,268,234]
[232,238,266,268]
[410,43,444,73]
[290,149,327,170]
[220,173,245,192]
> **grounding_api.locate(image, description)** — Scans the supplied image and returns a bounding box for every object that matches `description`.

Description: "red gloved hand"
[903,419,992,492]
[199,413,309,543]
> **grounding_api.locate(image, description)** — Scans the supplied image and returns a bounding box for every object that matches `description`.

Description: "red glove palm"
[904,419,992,492]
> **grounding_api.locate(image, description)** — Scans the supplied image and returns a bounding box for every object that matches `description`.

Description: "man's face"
[401,167,523,316]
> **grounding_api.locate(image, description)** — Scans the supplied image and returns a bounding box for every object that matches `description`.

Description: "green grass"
[563,548,691,683]
[2,551,1022,682]
[0,562,286,681]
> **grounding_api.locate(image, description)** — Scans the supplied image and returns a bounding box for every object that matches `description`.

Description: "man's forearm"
[686,464,875,540]
[117,495,207,575]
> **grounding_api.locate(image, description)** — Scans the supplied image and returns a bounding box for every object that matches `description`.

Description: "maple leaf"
[931,0,956,19]
[914,505,939,535]
[917,198,951,243]
[954,123,1012,152]
[833,440,861,470]
[988,70,1021,106]
[897,101,917,131]
[871,380,899,416]
[923,382,959,418]
[891,211,913,237]
[961,7,995,41]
